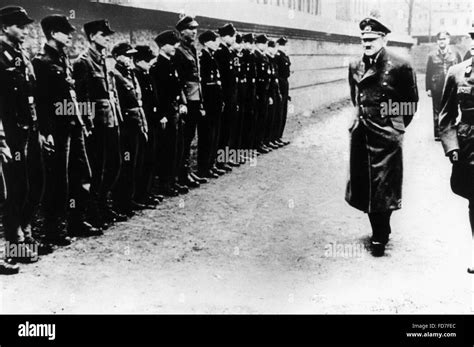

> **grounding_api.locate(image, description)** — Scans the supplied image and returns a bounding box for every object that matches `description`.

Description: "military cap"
[276,36,288,45]
[235,33,242,44]
[218,23,236,37]
[359,17,391,38]
[176,15,198,31]
[242,33,255,43]
[198,30,218,45]
[268,39,276,48]
[111,42,137,57]
[41,14,76,35]
[134,45,156,62]
[0,6,34,26]
[84,19,114,38]
[255,34,268,44]
[154,30,180,47]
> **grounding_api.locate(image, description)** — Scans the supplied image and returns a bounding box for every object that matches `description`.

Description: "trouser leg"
[368,211,392,244]
[67,126,92,225]
[180,101,200,179]
[2,131,29,243]
[21,129,45,237]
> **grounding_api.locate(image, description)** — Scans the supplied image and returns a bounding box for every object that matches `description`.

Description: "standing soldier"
[346,17,418,257]
[0,6,45,272]
[265,39,281,150]
[197,30,224,179]
[111,42,151,216]
[174,15,207,188]
[133,45,162,206]
[239,33,258,156]
[150,30,188,197]
[253,34,272,155]
[425,31,461,141]
[275,36,291,146]
[215,23,238,170]
[438,27,474,273]
[73,19,127,230]
[33,15,102,244]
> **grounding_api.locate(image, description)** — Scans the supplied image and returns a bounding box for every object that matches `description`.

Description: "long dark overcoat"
[346,48,419,213]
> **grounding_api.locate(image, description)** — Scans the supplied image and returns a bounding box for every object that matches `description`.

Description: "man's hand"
[448,150,459,164]
[427,90,432,97]
[0,143,12,164]
[179,105,188,116]
[41,134,55,154]
[160,117,168,130]
[269,97,273,105]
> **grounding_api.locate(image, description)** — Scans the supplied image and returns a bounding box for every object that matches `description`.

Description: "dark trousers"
[218,93,237,159]
[255,91,269,148]
[2,127,44,242]
[278,79,289,139]
[86,124,121,207]
[240,84,257,151]
[431,90,443,138]
[368,211,392,244]
[180,101,201,179]
[113,121,141,208]
[43,120,91,231]
[158,114,183,187]
[136,123,159,201]
[198,102,221,173]
[229,83,247,151]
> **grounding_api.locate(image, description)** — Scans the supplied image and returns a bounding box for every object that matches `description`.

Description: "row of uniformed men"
[0,6,291,273]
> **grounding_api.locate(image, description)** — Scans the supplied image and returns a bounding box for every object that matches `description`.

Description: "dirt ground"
[1,76,473,314]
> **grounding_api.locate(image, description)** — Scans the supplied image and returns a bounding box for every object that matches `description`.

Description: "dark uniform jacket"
[150,54,186,121]
[214,43,237,103]
[346,48,419,213]
[241,48,257,86]
[73,47,121,128]
[425,47,461,94]
[0,38,37,144]
[464,50,472,62]
[199,48,223,111]
[174,39,201,102]
[112,62,147,132]
[254,48,271,99]
[135,66,159,126]
[275,50,291,80]
[33,44,82,136]
[439,58,474,199]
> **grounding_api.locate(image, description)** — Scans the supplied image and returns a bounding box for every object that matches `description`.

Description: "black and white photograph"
[0,0,473,341]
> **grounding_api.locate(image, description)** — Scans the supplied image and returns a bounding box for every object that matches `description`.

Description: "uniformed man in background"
[439,26,474,273]
[215,23,238,171]
[346,17,418,257]
[265,39,281,150]
[253,34,272,155]
[133,44,162,206]
[174,15,208,188]
[73,19,126,230]
[275,36,291,146]
[197,30,224,179]
[230,33,246,164]
[0,6,45,272]
[239,33,258,157]
[150,30,188,197]
[425,31,461,141]
[34,15,102,244]
[111,42,150,216]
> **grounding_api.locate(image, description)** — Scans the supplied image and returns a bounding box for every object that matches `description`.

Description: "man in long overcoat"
[439,26,474,273]
[346,17,419,256]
